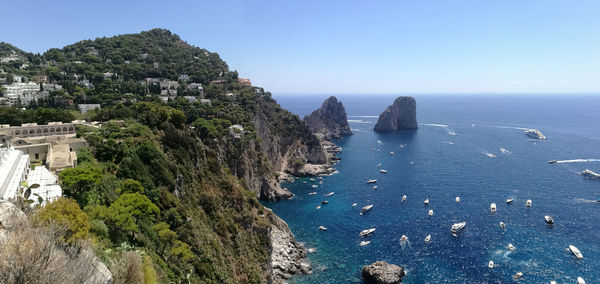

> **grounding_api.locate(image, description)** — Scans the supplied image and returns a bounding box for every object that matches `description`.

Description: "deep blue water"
[266,95,600,283]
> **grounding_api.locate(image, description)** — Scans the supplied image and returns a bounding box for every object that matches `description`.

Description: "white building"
[3,82,43,105]
[0,147,30,201]
[26,166,62,206]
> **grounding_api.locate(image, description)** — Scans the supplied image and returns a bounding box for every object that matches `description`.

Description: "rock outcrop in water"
[304,96,352,140]
[361,261,406,284]
[268,213,311,282]
[374,96,418,131]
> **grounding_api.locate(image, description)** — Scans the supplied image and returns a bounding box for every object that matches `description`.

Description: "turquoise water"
[267,95,600,283]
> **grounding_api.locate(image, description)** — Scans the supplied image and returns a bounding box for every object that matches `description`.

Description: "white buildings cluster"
[0,75,63,106]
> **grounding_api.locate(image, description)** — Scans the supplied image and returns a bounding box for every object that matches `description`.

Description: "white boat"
[499,147,511,154]
[551,281,557,284]
[484,152,496,158]
[582,169,600,180]
[376,163,382,167]
[525,129,546,139]
[526,200,532,207]
[400,235,408,242]
[508,243,515,251]
[324,192,334,197]
[401,195,407,201]
[360,228,376,237]
[321,200,328,204]
[428,210,434,216]
[424,234,431,243]
[455,196,460,202]
[303,181,308,183]
[352,203,358,207]
[409,161,414,165]
[373,185,378,189]
[318,226,327,231]
[377,140,383,145]
[451,222,466,236]
[310,178,315,181]
[389,152,394,155]
[506,198,514,204]
[399,144,407,148]
[376,149,380,152]
[514,272,523,279]
[544,215,554,224]
[309,192,317,195]
[569,245,583,259]
[448,131,458,136]
[361,204,374,213]
[367,179,377,184]
[578,277,586,284]
[488,260,494,269]
[316,206,321,210]
[499,222,506,229]
[490,203,497,212]
[380,169,388,173]
[424,198,429,205]
[359,240,371,246]
[312,184,319,188]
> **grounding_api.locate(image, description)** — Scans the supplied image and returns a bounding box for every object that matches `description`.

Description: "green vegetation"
[0,29,322,283]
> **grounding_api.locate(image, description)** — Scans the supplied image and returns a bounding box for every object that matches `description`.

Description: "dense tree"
[34,198,91,243]
[59,164,103,206]
[106,193,159,237]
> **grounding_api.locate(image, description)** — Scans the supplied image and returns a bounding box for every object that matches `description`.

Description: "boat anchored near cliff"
[361,204,374,215]
[360,228,376,237]
[451,222,466,236]
[569,245,583,259]
[525,129,546,139]
[366,179,377,184]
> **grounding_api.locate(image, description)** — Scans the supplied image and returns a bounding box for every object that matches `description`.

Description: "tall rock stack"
[304,96,352,140]
[373,96,418,131]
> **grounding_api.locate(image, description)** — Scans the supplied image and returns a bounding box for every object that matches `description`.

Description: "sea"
[264,94,600,283]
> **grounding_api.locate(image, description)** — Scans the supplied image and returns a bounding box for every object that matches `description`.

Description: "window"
[35,153,39,160]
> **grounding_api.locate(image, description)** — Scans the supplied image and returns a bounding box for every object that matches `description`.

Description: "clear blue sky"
[1,0,599,95]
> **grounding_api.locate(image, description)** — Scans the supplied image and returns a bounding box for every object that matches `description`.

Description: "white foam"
[473,124,531,131]
[348,115,378,118]
[347,120,372,124]
[555,159,600,164]
[421,123,449,128]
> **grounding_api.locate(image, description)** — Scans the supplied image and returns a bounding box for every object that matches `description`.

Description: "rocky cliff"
[304,96,352,140]
[374,96,418,131]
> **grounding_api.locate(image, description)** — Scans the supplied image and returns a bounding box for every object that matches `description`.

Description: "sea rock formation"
[361,261,406,284]
[374,96,418,131]
[304,96,352,140]
[268,213,311,283]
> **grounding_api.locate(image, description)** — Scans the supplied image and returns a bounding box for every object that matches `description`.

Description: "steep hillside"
[0,29,330,283]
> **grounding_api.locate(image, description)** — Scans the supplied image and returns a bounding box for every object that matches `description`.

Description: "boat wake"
[472,124,531,131]
[574,198,599,204]
[347,119,373,124]
[421,123,449,128]
[554,159,600,164]
[350,128,369,133]
[499,148,512,154]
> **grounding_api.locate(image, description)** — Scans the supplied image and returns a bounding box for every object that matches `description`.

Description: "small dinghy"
[318,226,327,231]
[506,198,513,204]
[424,198,429,205]
[508,243,515,251]
[490,203,497,212]
[367,179,377,184]
[526,200,532,207]
[380,169,388,173]
[361,204,374,215]
[544,215,554,225]
[424,234,431,243]
[514,272,523,279]
[455,196,460,202]
[321,200,328,204]
[359,240,370,246]
[309,192,317,195]
[400,235,408,242]
[352,203,357,207]
[428,209,434,216]
[499,222,506,229]
[488,260,494,269]
[373,185,378,189]
[401,195,407,201]
[316,206,321,210]
[389,152,394,155]
[324,192,334,197]
[312,184,319,188]
[578,277,586,284]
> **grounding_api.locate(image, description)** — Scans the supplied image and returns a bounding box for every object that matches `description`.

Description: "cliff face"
[374,96,418,131]
[304,96,352,140]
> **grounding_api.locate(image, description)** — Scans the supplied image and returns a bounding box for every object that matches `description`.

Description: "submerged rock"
[361,261,405,284]
[304,96,352,140]
[374,97,417,132]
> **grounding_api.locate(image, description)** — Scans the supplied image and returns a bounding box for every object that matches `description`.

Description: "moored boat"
[428,209,434,216]
[514,272,523,279]
[380,169,388,173]
[324,192,334,197]
[309,192,317,195]
[359,228,376,237]
[401,195,407,201]
[582,169,600,180]
[490,203,497,212]
[400,235,408,242]
[321,200,328,204]
[367,179,377,184]
[578,277,586,284]
[361,204,374,213]
[424,234,431,243]
[569,245,583,259]
[359,240,370,246]
[455,196,460,202]
[545,215,554,224]
[499,221,506,229]
[526,200,532,207]
[318,226,327,231]
[508,243,515,251]
[488,260,494,269]
[424,198,429,205]
[451,222,466,236]
[352,203,358,207]
[506,198,514,204]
